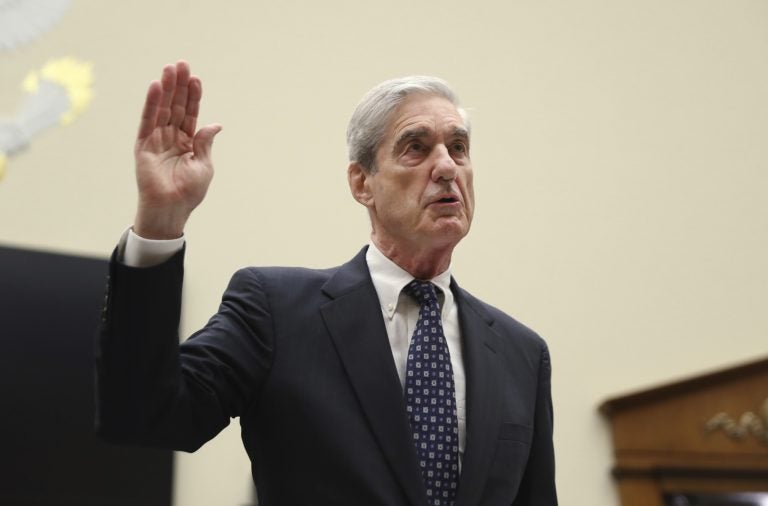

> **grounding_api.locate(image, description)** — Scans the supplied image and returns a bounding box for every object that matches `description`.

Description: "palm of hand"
[135,125,212,212]
[132,61,221,239]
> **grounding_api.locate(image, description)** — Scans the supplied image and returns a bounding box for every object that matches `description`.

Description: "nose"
[431,144,457,182]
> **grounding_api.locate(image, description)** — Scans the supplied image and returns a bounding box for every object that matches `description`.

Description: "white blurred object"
[0,0,73,51]
[0,57,93,180]
[14,80,69,144]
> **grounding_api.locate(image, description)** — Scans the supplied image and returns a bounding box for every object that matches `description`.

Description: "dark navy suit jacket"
[96,246,557,505]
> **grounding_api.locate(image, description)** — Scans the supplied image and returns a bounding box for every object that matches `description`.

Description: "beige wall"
[2,1,767,504]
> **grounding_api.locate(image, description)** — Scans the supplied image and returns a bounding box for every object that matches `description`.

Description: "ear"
[348,162,374,207]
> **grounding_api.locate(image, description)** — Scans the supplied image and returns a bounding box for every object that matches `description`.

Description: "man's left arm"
[513,343,558,505]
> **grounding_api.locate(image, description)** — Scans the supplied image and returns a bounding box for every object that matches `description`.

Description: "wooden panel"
[659,476,768,493]
[601,356,768,505]
[617,477,663,506]
[609,374,768,456]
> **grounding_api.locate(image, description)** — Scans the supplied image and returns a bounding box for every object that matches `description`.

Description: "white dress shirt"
[121,230,467,461]
[365,243,467,463]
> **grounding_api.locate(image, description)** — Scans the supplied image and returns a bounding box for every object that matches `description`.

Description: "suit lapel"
[452,283,505,506]
[320,248,427,506]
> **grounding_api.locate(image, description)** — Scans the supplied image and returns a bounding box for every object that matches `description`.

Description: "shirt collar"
[365,242,453,320]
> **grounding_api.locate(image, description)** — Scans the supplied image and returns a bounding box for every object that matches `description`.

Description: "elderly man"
[96,61,557,506]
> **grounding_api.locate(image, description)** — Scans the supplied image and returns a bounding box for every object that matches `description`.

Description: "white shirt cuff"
[120,227,185,268]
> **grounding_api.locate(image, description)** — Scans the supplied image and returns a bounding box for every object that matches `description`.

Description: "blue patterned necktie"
[403,280,459,506]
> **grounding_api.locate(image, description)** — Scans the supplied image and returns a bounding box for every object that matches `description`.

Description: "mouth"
[431,194,461,205]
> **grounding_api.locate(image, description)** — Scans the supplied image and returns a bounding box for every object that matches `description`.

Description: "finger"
[155,64,177,126]
[181,76,202,138]
[193,123,223,164]
[169,61,191,127]
[137,80,162,139]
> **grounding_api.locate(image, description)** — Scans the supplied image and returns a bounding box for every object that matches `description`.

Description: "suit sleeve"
[513,343,558,505]
[95,248,274,452]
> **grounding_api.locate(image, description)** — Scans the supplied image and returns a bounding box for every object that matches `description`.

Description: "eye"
[450,141,468,154]
[407,141,427,153]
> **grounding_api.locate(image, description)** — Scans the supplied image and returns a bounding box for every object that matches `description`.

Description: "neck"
[372,235,455,280]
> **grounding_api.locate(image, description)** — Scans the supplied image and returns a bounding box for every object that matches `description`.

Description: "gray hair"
[346,76,470,173]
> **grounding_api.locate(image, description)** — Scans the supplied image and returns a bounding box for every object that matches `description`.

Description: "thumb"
[193,123,223,162]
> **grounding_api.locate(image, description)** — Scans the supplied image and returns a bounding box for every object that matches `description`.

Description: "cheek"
[462,173,475,208]
[377,185,413,218]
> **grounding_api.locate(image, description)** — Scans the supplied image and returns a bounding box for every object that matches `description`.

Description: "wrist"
[133,206,190,240]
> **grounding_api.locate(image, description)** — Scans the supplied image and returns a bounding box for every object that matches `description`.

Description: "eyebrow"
[392,126,470,155]
[450,127,470,143]
[393,127,431,153]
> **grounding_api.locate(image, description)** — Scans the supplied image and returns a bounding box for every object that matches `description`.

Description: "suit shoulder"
[226,247,369,296]
[231,264,339,286]
[459,288,548,351]
[223,264,342,303]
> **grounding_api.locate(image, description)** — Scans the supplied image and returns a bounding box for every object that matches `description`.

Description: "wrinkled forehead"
[384,93,469,143]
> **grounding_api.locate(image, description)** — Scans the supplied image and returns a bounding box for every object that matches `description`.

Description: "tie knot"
[403,280,439,306]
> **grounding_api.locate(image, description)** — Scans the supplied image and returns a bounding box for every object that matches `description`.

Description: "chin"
[430,222,470,245]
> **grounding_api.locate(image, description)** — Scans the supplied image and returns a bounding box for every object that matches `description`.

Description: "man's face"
[362,94,475,253]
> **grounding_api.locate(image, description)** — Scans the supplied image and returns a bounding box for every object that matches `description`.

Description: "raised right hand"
[133,61,222,239]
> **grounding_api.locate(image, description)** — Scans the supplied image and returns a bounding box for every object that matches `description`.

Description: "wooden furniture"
[600,357,768,505]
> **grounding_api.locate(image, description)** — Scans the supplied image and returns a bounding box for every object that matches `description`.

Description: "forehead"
[384,94,466,142]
